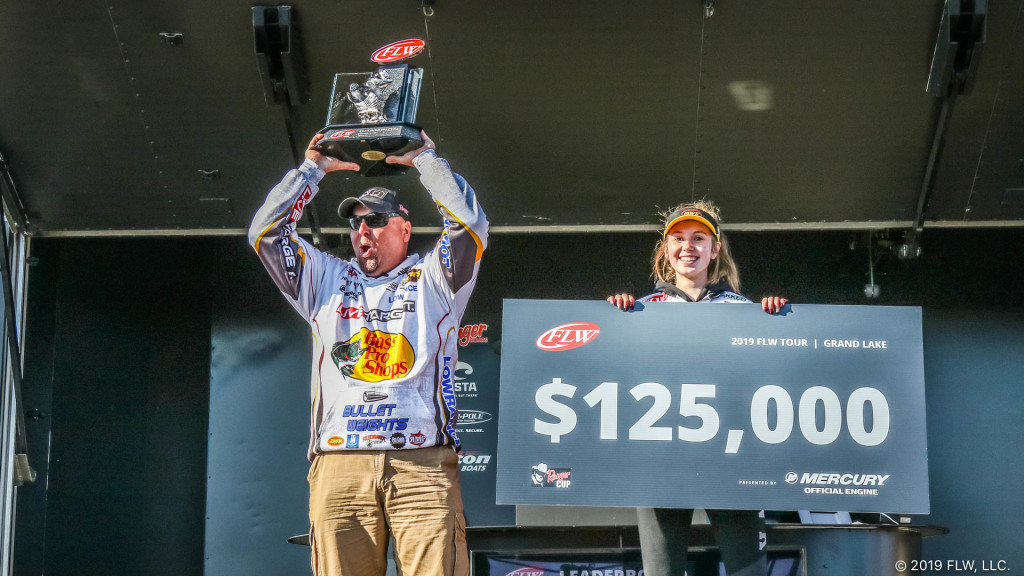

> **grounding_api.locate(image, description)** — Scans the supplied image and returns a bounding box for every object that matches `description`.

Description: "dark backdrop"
[14,228,1024,575]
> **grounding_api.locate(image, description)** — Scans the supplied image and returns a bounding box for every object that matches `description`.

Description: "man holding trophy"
[248,39,487,576]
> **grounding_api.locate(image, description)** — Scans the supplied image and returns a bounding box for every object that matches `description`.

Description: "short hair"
[652,199,742,292]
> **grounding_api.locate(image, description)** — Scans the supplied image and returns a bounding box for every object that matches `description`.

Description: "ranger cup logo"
[332,328,415,382]
[530,463,573,488]
[536,322,600,351]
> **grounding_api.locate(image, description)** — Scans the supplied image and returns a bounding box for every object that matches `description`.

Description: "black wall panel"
[17,238,212,576]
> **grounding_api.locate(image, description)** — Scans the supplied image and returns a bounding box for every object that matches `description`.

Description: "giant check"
[496,300,929,513]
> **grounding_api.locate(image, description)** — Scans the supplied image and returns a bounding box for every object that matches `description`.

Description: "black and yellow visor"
[663,207,720,240]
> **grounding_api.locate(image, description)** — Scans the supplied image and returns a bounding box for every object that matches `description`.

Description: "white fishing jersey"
[249,151,487,459]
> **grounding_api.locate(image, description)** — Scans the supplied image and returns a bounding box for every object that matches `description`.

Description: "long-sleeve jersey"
[248,151,488,459]
[638,279,751,304]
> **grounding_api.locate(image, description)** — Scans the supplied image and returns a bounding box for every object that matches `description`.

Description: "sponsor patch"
[279,232,301,281]
[409,430,427,446]
[327,436,344,446]
[438,228,452,270]
[343,403,407,432]
[337,301,416,322]
[390,432,406,448]
[440,357,460,445]
[331,328,416,382]
[346,434,360,448]
[363,434,387,448]
[288,185,313,223]
[363,390,388,402]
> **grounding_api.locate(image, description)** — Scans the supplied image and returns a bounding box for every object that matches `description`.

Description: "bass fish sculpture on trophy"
[314,39,425,176]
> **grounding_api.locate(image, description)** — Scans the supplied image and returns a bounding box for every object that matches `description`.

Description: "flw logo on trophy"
[314,39,425,176]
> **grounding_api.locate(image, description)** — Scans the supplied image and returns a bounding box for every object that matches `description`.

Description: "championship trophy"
[314,39,425,176]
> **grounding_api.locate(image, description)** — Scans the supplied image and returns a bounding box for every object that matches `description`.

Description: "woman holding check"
[608,200,785,576]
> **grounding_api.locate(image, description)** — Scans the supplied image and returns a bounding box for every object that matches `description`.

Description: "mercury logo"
[536,322,600,351]
[789,472,890,486]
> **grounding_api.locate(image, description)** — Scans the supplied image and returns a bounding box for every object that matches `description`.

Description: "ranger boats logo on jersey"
[331,328,415,382]
[371,39,425,64]
[536,322,600,351]
[279,231,302,281]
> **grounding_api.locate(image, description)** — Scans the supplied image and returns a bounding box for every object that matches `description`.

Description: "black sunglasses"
[348,212,403,230]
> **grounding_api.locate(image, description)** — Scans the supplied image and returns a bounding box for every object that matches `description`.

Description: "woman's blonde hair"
[652,199,741,292]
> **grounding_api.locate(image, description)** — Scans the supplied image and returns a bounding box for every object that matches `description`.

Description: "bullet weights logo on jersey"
[531,463,572,488]
[332,328,416,382]
[536,322,600,351]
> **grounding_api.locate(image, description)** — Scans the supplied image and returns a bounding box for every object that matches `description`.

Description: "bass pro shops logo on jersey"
[331,328,416,382]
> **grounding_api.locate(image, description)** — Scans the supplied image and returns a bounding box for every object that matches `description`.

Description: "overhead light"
[727,81,773,112]
[159,32,183,46]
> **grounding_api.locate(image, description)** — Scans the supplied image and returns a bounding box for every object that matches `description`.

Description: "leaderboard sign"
[496,300,930,513]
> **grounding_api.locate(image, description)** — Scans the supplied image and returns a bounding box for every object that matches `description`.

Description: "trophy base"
[315,124,422,176]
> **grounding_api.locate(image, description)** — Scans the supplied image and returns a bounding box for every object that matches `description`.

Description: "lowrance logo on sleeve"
[536,322,600,351]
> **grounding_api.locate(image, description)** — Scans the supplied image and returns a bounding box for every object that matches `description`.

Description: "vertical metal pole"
[0,222,33,576]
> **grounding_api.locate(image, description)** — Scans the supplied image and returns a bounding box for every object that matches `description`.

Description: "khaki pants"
[308,446,468,576]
